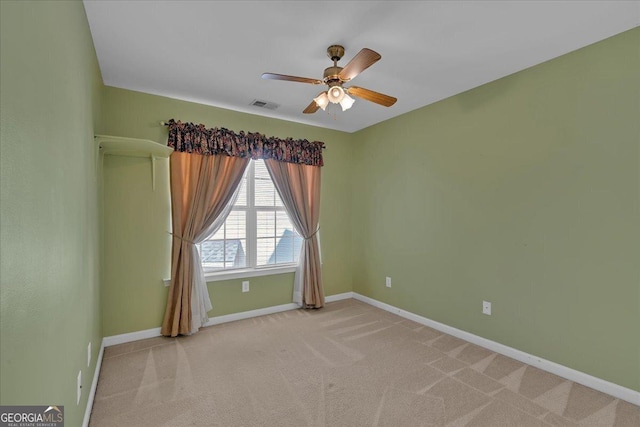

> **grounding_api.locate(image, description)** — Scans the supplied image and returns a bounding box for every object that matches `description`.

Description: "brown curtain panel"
[264,159,323,308]
[161,151,249,337]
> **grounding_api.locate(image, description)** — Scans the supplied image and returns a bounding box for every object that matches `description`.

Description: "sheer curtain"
[161,151,249,336]
[265,159,324,308]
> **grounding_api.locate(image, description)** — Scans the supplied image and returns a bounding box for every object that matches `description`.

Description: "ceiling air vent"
[250,99,279,110]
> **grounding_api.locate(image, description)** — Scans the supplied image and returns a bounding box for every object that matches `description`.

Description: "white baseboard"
[103,327,162,347]
[352,293,640,406]
[325,291,354,302]
[82,340,105,427]
[204,302,299,326]
[102,293,352,346]
[205,292,353,326]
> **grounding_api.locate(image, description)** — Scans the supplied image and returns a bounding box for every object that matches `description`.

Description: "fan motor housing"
[323,66,343,83]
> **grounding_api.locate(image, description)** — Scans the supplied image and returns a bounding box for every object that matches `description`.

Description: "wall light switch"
[242,281,250,293]
[385,277,392,288]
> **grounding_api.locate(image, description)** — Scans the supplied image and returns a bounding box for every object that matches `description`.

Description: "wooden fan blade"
[261,73,323,85]
[303,98,321,114]
[347,86,397,107]
[338,48,381,81]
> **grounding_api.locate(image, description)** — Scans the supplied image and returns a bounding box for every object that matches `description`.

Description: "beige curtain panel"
[162,151,249,337]
[265,159,324,308]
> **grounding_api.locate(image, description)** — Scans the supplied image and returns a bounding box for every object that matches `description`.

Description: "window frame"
[200,159,301,280]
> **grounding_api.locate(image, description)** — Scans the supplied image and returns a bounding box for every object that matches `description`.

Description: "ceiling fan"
[262,45,397,114]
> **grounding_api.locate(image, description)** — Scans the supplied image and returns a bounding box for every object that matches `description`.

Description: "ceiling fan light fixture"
[313,92,329,110]
[339,93,355,111]
[327,85,345,104]
[262,45,395,114]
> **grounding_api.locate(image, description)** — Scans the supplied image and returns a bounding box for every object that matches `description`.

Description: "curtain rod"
[159,121,326,149]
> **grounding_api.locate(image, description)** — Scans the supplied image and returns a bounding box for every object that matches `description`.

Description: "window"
[198,159,303,272]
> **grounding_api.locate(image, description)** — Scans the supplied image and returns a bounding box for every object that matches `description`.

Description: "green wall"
[0,1,103,425]
[99,87,354,336]
[351,28,640,391]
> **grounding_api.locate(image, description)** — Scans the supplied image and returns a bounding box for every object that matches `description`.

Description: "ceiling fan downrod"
[324,45,345,84]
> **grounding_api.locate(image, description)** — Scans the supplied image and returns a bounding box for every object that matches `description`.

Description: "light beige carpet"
[90,299,639,426]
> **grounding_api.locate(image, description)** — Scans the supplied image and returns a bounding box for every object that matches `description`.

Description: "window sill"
[162,265,297,286]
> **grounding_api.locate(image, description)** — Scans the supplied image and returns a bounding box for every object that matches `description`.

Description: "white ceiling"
[83,1,639,133]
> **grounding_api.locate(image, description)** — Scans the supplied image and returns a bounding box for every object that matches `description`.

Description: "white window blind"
[198,159,303,272]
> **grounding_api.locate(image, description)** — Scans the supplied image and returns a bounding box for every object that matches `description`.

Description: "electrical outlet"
[77,370,82,405]
[242,281,250,293]
[87,342,91,367]
[483,301,492,316]
[385,277,392,288]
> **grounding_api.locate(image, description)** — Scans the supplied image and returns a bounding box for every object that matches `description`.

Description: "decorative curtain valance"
[167,119,325,167]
